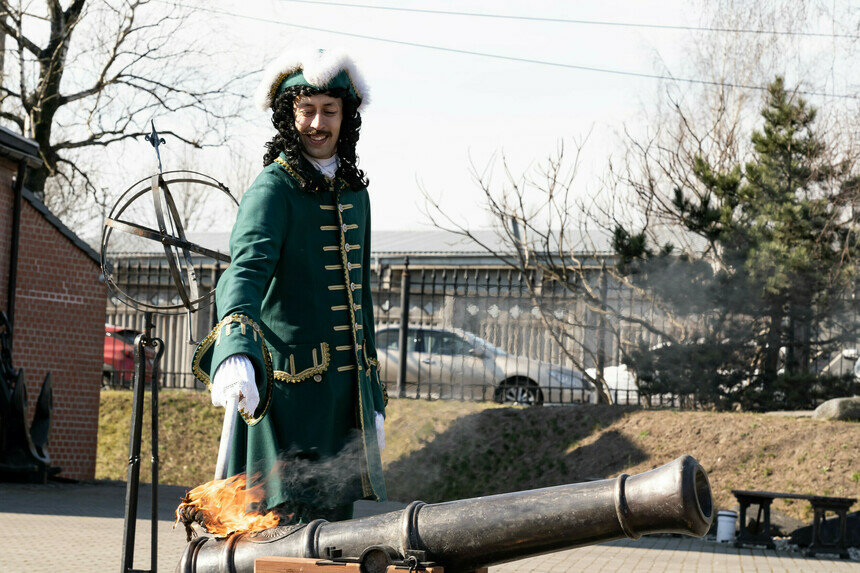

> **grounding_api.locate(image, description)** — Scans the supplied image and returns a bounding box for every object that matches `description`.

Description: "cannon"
[177,455,713,573]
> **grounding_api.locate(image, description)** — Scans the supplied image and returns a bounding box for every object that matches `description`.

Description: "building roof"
[105,227,616,265]
[22,187,100,265]
[0,125,99,265]
[0,125,41,168]
[373,230,510,255]
[372,229,614,256]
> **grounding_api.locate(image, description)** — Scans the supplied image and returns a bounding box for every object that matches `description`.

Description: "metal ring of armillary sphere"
[100,169,237,314]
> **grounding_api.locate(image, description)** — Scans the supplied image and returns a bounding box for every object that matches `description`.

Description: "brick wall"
[2,156,105,480]
[0,157,14,310]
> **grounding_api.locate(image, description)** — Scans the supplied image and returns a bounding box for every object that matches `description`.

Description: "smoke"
[252,430,366,523]
[176,432,367,539]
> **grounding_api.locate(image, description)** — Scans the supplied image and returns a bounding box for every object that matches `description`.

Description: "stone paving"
[1,481,857,572]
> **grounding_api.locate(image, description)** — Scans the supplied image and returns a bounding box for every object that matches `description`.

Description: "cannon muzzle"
[177,455,713,572]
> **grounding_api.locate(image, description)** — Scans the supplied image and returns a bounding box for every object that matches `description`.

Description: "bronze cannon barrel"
[177,455,713,573]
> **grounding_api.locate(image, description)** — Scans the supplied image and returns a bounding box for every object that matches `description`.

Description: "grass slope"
[97,389,223,484]
[97,390,859,521]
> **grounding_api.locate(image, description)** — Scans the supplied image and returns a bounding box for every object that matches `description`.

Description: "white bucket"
[716,510,737,542]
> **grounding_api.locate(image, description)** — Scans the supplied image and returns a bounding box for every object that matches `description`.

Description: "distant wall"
[1,156,105,479]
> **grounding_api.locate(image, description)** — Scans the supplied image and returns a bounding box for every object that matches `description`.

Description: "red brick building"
[1,126,105,480]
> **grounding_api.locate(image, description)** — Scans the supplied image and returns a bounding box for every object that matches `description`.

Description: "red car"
[103,325,156,387]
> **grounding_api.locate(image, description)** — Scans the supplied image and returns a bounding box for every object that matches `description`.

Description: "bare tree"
[0,0,252,227]
[165,146,256,233]
[423,140,649,405]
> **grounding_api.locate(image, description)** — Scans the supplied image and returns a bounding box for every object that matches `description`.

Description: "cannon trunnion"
[177,455,713,573]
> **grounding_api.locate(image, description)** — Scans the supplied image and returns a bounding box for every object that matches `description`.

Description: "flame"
[174,473,280,538]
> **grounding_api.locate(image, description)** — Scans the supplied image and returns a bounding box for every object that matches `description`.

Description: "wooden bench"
[731,489,856,558]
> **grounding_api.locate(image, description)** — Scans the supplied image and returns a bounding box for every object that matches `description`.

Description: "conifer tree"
[615,77,858,408]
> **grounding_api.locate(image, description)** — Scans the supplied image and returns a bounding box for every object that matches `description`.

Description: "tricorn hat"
[255,48,369,112]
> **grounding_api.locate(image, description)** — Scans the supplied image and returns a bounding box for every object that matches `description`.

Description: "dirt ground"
[382,401,859,523]
[579,409,858,522]
[97,391,858,523]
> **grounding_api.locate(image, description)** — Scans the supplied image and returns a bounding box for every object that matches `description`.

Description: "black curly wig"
[263,84,368,191]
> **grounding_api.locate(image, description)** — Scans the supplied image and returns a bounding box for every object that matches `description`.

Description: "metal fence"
[104,257,219,390]
[103,256,860,408]
[371,261,632,406]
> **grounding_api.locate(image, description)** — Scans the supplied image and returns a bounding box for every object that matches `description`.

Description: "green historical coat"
[192,152,388,515]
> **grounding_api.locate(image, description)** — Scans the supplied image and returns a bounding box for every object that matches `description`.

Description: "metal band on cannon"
[399,500,427,558]
[614,473,640,540]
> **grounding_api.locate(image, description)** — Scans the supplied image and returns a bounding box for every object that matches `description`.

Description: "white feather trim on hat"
[254,48,370,111]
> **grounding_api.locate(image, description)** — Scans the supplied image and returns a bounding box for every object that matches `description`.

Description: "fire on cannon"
[175,454,713,573]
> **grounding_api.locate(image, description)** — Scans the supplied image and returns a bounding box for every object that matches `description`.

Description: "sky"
[88,0,857,238]
[174,0,694,232]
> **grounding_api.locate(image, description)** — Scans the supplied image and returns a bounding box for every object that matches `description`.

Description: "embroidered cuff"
[192,313,274,425]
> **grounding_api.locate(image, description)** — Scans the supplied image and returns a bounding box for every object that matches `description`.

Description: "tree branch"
[0,110,24,130]
[0,2,42,56]
[55,128,204,150]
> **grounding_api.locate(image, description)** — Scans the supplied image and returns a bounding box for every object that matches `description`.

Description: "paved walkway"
[1,481,857,572]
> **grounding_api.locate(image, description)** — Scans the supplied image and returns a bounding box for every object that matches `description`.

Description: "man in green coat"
[192,49,387,522]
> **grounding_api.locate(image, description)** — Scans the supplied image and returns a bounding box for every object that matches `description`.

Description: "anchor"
[0,311,57,483]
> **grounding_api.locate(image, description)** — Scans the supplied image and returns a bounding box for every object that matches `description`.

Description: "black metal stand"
[396,257,410,399]
[121,311,164,573]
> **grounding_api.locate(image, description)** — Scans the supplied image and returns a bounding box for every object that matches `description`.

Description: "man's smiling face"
[293,93,343,160]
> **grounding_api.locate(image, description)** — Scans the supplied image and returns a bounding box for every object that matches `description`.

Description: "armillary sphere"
[106,123,238,571]
[100,123,237,315]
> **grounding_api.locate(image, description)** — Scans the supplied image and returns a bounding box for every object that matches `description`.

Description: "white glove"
[375,411,385,451]
[212,354,259,415]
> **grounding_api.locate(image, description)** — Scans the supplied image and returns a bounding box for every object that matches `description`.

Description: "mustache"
[300,128,332,137]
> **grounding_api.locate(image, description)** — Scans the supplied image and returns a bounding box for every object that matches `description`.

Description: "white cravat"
[302,152,340,179]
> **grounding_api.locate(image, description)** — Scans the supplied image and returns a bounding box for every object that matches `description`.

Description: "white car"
[585,364,640,405]
[374,325,594,405]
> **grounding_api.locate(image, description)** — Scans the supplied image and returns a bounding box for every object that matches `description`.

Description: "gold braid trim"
[191,313,275,426]
[267,67,302,108]
[343,69,362,102]
[274,156,306,186]
[363,346,386,407]
[334,186,377,500]
[274,343,331,383]
[378,369,389,407]
[362,346,379,369]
